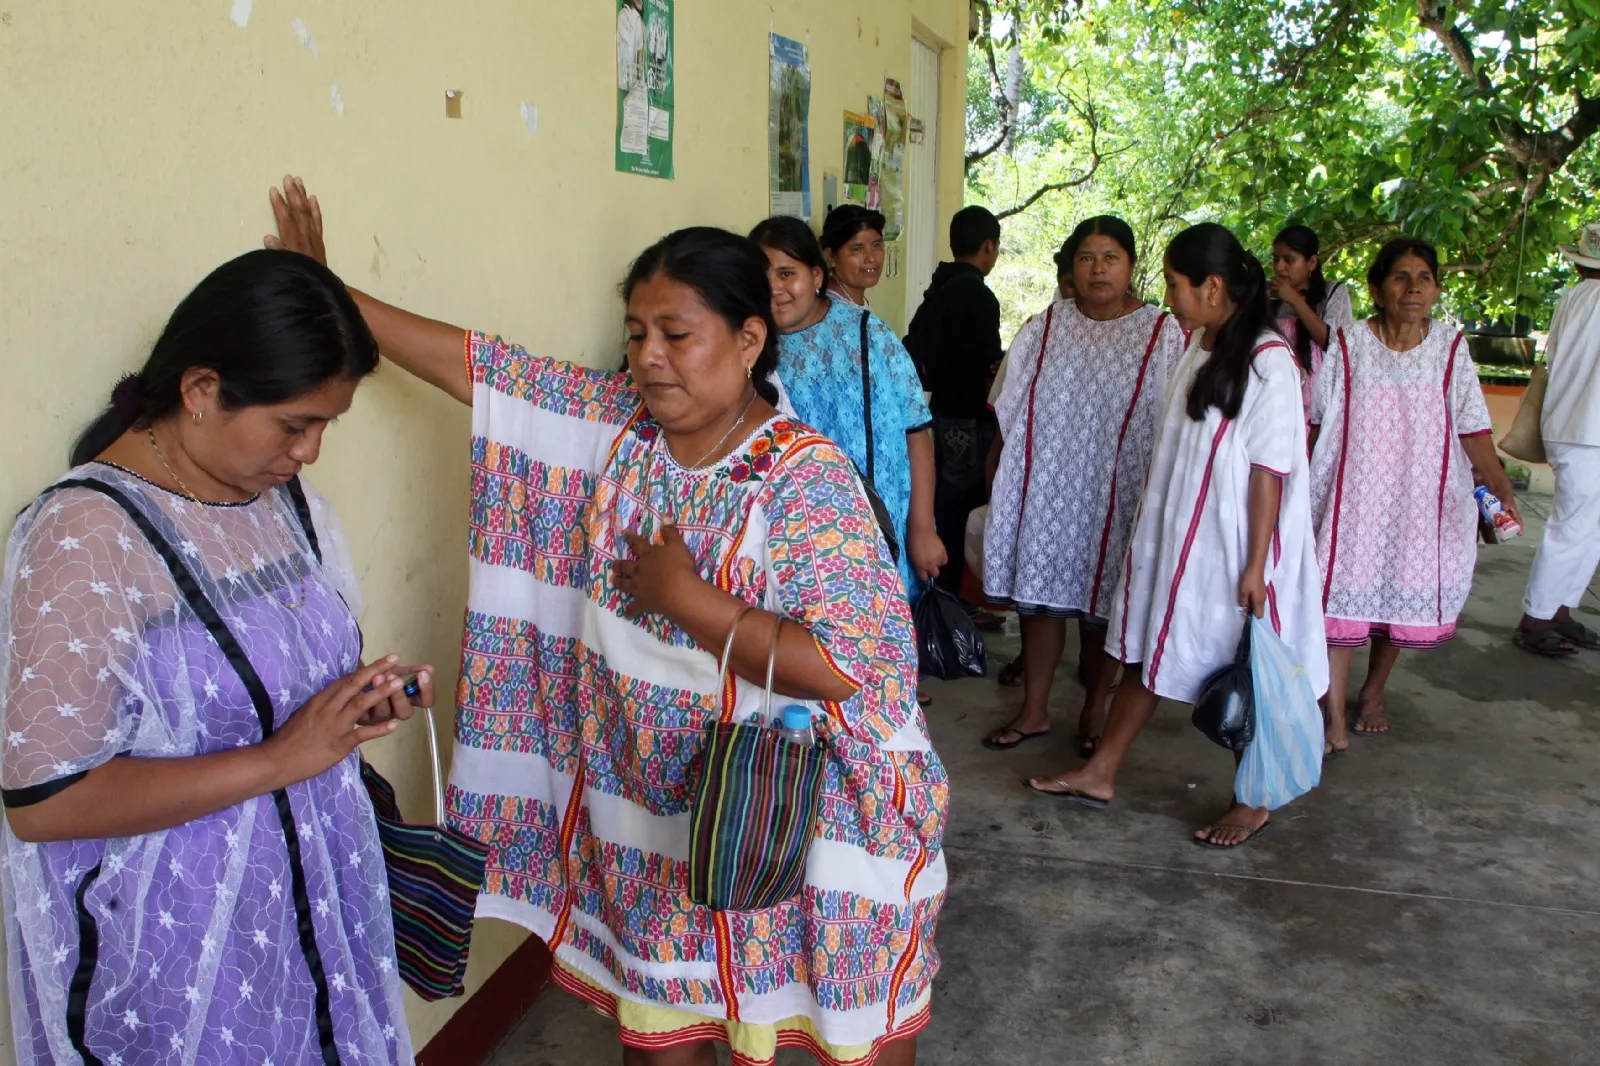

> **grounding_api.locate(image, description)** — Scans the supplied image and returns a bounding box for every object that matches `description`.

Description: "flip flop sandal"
[1193,820,1270,849]
[1023,777,1109,809]
[1078,736,1101,758]
[1553,619,1600,650]
[1513,628,1578,658]
[997,658,1025,687]
[1351,718,1390,737]
[983,727,1049,751]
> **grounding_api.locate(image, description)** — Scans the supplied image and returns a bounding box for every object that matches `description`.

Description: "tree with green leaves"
[968,0,1600,335]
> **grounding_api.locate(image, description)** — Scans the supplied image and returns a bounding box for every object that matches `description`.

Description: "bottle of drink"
[776,704,815,748]
[1474,485,1523,541]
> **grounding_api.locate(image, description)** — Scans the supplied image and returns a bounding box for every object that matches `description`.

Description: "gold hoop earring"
[193,410,203,423]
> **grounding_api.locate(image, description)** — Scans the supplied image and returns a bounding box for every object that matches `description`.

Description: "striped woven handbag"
[278,476,490,999]
[686,614,828,912]
[361,708,491,1001]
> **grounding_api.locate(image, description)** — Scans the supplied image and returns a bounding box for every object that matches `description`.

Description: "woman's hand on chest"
[613,525,704,619]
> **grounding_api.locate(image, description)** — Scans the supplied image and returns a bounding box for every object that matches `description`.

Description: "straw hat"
[1559,222,1600,270]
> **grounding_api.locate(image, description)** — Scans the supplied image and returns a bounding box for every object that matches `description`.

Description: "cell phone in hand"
[364,672,422,699]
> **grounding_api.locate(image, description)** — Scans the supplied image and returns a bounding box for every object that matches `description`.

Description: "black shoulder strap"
[49,476,344,1066]
[859,310,876,484]
[283,476,322,563]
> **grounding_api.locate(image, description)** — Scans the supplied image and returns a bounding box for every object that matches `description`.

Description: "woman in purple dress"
[2,250,426,1065]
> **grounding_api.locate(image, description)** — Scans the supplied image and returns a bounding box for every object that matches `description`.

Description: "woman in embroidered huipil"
[748,215,945,604]
[1,250,423,1065]
[267,180,948,1066]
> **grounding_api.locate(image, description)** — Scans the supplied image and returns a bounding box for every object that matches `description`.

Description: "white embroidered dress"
[984,301,1186,620]
[1308,322,1493,647]
[1107,333,1329,702]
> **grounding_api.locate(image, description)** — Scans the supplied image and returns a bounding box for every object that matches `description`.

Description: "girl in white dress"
[1270,225,1354,421]
[1026,224,1328,849]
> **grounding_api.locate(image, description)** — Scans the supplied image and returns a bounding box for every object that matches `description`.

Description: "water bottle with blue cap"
[776,704,815,748]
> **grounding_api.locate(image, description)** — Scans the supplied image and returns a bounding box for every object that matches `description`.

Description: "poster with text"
[842,110,877,207]
[874,79,909,239]
[769,33,811,220]
[616,0,674,179]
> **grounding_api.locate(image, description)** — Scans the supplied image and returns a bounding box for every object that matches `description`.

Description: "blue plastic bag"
[1234,616,1322,810]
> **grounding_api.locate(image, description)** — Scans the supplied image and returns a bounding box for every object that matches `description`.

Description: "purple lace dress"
[1,465,411,1065]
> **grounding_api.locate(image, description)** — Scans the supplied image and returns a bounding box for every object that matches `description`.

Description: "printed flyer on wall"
[616,0,674,178]
[769,33,811,220]
[842,110,877,207]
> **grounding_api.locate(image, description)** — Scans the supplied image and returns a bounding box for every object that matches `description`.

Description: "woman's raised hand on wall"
[261,176,475,404]
[266,175,329,266]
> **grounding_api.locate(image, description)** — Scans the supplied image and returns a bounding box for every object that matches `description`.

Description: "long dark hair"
[1366,236,1440,314]
[1274,225,1329,372]
[748,216,828,276]
[621,227,780,406]
[820,205,885,255]
[71,249,378,467]
[1167,224,1275,422]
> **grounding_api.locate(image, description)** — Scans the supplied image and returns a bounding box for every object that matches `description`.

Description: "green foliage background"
[968,0,1600,345]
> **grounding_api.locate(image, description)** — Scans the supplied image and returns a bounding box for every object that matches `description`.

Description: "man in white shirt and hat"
[1516,222,1600,655]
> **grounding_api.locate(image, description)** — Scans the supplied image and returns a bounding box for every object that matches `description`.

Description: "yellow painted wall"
[0,0,968,1058]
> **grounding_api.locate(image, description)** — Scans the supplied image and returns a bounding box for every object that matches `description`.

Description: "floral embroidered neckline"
[635,414,807,483]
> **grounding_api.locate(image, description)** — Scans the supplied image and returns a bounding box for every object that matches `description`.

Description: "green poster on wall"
[615,0,674,179]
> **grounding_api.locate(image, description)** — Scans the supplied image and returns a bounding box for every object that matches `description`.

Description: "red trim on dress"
[545,749,590,952]
[1148,419,1231,686]
[712,910,742,1023]
[1435,333,1464,626]
[1088,312,1169,615]
[1009,305,1057,552]
[1322,329,1354,611]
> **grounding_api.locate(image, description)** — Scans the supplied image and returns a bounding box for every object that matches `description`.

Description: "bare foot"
[1352,695,1389,735]
[1324,716,1350,755]
[1194,802,1270,847]
[1023,766,1113,804]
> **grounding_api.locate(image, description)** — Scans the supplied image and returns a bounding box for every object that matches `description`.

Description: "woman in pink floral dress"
[1309,237,1520,752]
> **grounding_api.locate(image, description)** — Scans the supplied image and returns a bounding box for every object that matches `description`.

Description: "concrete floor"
[487,493,1600,1066]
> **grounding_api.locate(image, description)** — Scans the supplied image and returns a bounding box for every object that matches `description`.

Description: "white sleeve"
[1241,342,1302,476]
[297,478,364,620]
[994,311,1046,439]
[1310,328,1346,426]
[1447,333,1493,437]
[1322,283,1355,334]
[987,353,1010,408]
[2,492,158,790]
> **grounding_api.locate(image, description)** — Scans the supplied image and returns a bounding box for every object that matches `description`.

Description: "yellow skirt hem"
[552,959,930,1066]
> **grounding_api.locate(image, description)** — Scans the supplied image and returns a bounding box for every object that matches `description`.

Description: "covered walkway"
[490,491,1600,1065]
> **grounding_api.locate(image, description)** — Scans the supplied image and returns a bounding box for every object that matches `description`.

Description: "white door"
[904,37,941,326]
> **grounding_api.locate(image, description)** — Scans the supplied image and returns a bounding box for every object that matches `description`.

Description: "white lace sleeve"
[2,490,169,791]
[1322,283,1355,334]
[297,477,364,620]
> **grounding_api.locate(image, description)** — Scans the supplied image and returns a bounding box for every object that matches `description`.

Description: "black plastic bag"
[914,585,988,680]
[1191,621,1255,750]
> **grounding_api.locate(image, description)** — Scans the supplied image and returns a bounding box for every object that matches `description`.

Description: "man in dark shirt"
[904,205,1004,597]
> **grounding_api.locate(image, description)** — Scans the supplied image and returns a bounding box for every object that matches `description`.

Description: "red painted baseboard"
[415,934,554,1066]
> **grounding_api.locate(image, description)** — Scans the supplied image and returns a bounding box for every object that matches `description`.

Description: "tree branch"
[965,1,1018,170]
[1444,167,1549,275]
[1416,0,1497,96]
[993,96,1107,219]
